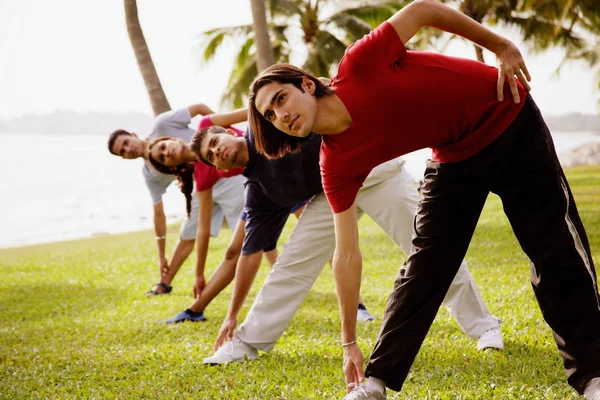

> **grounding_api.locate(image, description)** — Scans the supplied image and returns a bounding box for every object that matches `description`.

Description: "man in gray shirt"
[108,104,232,295]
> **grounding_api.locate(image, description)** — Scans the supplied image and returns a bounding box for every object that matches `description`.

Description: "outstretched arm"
[153,201,169,278]
[188,103,215,118]
[208,108,248,127]
[389,0,531,102]
[214,251,263,351]
[332,204,364,393]
[194,188,214,298]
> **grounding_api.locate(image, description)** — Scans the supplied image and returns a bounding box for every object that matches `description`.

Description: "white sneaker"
[357,308,376,322]
[342,383,386,400]
[202,335,258,365]
[584,377,600,400]
[477,327,504,350]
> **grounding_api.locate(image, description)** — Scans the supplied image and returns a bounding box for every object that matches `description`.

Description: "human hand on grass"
[494,39,531,104]
[159,256,169,277]
[214,316,238,352]
[193,275,206,299]
[343,343,365,393]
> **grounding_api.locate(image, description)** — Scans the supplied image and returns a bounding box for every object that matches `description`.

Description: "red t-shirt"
[321,22,527,213]
[194,116,244,192]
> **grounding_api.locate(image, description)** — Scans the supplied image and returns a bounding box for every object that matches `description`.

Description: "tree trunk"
[250,0,275,72]
[474,44,485,63]
[124,0,170,116]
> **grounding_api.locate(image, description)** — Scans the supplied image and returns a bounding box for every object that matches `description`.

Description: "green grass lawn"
[1,165,599,399]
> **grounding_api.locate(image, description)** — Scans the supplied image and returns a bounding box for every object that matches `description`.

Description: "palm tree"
[523,0,600,111]
[433,0,593,64]
[124,0,170,116]
[251,0,275,71]
[200,0,599,108]
[199,0,407,108]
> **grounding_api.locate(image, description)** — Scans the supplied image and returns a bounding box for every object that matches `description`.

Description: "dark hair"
[148,137,195,217]
[108,129,132,155]
[248,64,333,159]
[189,125,228,167]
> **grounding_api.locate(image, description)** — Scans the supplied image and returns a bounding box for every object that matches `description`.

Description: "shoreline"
[3,139,600,251]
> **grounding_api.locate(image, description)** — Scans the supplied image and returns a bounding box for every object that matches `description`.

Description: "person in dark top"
[191,125,503,365]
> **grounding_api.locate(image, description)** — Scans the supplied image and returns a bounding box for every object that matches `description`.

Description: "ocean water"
[1,131,599,249]
[402,131,600,183]
[0,133,188,248]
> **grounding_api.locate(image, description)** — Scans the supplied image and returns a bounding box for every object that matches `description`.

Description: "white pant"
[210,175,245,233]
[237,159,498,352]
[180,175,245,239]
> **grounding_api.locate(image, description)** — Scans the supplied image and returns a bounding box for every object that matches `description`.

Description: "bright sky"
[0,0,598,122]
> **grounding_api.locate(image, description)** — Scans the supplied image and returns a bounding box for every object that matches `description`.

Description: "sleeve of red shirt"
[345,21,406,70]
[197,115,214,130]
[322,173,365,214]
[194,161,220,192]
[320,147,368,214]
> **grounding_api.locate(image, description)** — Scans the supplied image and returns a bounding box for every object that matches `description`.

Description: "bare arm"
[194,188,213,297]
[188,103,216,118]
[390,0,531,102]
[332,204,365,391]
[333,205,362,345]
[208,108,248,127]
[229,252,263,318]
[214,251,263,350]
[153,202,168,272]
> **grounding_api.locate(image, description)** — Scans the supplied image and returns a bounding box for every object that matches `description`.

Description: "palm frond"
[313,30,348,66]
[269,0,302,19]
[222,59,259,109]
[325,13,373,42]
[220,40,290,109]
[199,24,253,37]
[302,50,331,78]
[236,38,255,67]
[505,15,586,53]
[202,31,226,63]
[329,3,403,30]
[197,25,253,64]
[561,41,600,67]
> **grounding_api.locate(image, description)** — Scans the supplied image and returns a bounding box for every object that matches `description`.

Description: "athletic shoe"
[202,334,258,365]
[477,327,504,350]
[357,308,376,322]
[164,310,206,323]
[342,383,386,400]
[584,377,600,400]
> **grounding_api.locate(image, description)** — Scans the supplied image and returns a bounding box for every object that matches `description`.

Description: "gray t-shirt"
[143,108,196,204]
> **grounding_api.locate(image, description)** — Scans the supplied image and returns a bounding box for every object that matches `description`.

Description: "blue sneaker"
[164,310,206,323]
